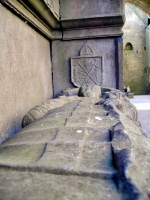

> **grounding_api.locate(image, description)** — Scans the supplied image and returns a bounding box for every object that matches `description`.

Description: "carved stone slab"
[71,45,103,87]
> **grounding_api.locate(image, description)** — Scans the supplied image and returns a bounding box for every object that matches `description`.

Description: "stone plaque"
[71,45,103,87]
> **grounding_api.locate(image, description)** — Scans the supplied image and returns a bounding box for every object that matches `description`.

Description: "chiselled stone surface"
[0,88,150,200]
[52,39,118,97]
[0,169,121,200]
[71,45,103,87]
[22,96,82,127]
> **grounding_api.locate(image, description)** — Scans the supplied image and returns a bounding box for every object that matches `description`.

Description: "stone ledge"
[1,0,60,39]
[60,15,125,30]
[62,27,123,41]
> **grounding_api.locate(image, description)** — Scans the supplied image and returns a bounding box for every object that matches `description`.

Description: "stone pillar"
[52,0,125,97]
[146,25,150,68]
[115,37,124,91]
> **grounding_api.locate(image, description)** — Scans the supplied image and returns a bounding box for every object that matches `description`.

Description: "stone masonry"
[0,88,150,200]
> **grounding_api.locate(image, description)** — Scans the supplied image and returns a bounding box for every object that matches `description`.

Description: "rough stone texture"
[71,45,103,87]
[59,0,125,36]
[78,85,101,98]
[52,0,124,98]
[22,96,82,127]
[52,39,118,97]
[0,88,149,199]
[0,5,53,142]
[0,169,120,200]
[59,88,79,96]
[123,4,147,95]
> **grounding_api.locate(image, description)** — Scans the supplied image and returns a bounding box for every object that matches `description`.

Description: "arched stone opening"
[124,42,133,50]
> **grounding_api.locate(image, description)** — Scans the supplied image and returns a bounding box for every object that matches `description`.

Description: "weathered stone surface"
[0,169,121,200]
[0,88,150,200]
[71,45,103,87]
[60,0,125,29]
[52,39,119,97]
[0,4,53,143]
[22,96,82,127]
[59,88,79,96]
[78,85,101,98]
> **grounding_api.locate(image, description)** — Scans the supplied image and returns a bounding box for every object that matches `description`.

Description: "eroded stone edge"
[99,90,142,200]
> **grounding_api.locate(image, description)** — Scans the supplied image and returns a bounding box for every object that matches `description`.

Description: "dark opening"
[124,42,133,50]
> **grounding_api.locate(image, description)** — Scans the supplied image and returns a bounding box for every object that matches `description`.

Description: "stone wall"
[52,39,120,97]
[123,3,147,94]
[52,0,125,97]
[146,25,150,67]
[0,0,125,141]
[0,4,53,142]
[124,50,146,94]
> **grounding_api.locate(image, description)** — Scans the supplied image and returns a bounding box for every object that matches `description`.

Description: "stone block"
[60,0,125,27]
[78,85,101,98]
[0,88,149,199]
[52,39,118,97]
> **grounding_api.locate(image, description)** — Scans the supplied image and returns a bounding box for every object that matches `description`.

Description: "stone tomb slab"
[36,141,115,173]
[0,143,45,165]
[1,128,58,146]
[0,169,121,200]
[55,126,110,143]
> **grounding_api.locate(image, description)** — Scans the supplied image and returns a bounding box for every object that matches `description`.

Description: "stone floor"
[130,95,150,138]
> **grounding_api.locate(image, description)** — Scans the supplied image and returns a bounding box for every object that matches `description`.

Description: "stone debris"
[0,87,150,200]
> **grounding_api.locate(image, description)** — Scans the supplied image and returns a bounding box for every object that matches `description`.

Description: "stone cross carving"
[71,45,103,87]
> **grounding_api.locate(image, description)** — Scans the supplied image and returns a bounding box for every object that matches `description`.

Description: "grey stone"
[22,97,82,127]
[0,88,150,200]
[60,0,125,29]
[52,39,121,97]
[59,88,79,96]
[0,169,121,200]
[78,85,101,98]
[71,45,103,87]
